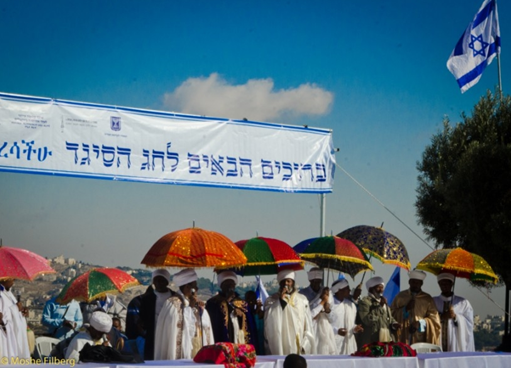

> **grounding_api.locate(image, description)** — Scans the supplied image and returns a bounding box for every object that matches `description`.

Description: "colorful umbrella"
[141,227,247,268]
[416,247,498,283]
[217,237,304,276]
[0,245,55,281]
[56,267,140,304]
[337,225,411,270]
[293,236,373,278]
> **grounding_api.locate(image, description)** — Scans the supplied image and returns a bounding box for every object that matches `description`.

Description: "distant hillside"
[14,255,277,336]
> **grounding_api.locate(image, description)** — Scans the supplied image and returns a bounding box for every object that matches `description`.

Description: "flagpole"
[496,0,508,342]
[320,193,326,237]
[496,0,503,97]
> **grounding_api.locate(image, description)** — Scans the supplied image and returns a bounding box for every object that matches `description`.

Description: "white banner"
[0,92,335,193]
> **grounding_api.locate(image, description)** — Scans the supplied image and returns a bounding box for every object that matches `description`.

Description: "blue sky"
[0,0,508,316]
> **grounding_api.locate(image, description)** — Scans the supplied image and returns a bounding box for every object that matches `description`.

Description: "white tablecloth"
[269,355,418,368]
[3,352,511,368]
[417,351,511,368]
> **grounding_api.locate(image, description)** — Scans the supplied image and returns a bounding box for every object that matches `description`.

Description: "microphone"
[191,288,196,296]
[16,293,21,303]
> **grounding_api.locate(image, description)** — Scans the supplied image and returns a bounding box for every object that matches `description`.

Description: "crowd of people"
[0,266,475,361]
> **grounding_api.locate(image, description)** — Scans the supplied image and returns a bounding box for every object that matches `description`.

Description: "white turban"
[217,271,238,287]
[90,311,112,333]
[331,279,349,294]
[366,276,385,291]
[277,269,295,283]
[173,268,198,287]
[307,268,323,281]
[409,269,427,281]
[152,269,170,282]
[437,273,455,283]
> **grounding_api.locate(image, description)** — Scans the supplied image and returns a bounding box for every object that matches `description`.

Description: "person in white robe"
[0,279,30,359]
[65,311,112,362]
[328,279,363,355]
[1,298,17,359]
[299,267,336,355]
[433,273,475,352]
[154,268,214,360]
[264,269,316,355]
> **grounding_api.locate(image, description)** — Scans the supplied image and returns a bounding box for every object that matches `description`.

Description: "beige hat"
[217,271,238,287]
[307,267,323,281]
[173,268,198,287]
[409,270,427,281]
[152,269,170,282]
[277,269,295,283]
[89,311,112,333]
[437,272,455,283]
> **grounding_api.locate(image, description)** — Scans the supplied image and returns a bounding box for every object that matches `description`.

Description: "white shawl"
[264,291,316,355]
[433,295,475,352]
[328,297,359,355]
[154,291,214,360]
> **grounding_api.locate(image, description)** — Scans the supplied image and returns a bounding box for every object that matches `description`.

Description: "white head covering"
[409,269,427,281]
[217,271,238,287]
[277,269,295,283]
[89,311,112,333]
[437,272,455,283]
[366,276,385,291]
[331,279,349,294]
[307,267,323,281]
[152,269,171,283]
[173,268,198,287]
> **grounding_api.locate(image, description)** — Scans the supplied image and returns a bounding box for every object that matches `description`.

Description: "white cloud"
[162,73,333,122]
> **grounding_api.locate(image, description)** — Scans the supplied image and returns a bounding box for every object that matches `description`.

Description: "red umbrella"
[0,245,55,281]
[57,267,140,304]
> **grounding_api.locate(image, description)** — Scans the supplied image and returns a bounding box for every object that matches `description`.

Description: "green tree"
[416,91,511,287]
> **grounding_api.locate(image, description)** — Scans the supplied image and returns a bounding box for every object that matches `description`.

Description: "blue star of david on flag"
[469,34,489,57]
[447,0,500,93]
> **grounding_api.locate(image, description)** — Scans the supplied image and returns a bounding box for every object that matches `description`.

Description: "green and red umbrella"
[217,237,304,276]
[57,267,140,304]
[294,236,373,278]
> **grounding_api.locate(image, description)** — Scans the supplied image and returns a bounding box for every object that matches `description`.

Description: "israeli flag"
[383,266,400,305]
[255,275,269,304]
[447,0,500,93]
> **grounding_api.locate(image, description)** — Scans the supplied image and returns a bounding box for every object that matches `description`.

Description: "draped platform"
[4,352,511,368]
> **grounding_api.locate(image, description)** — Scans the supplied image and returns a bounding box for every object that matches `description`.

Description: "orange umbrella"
[416,247,498,283]
[57,267,140,304]
[0,245,55,281]
[141,227,247,268]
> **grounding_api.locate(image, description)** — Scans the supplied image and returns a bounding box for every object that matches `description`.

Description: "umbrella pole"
[451,276,457,328]
[358,254,373,287]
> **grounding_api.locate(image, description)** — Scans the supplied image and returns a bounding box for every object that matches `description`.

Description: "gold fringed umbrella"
[416,247,498,283]
[141,227,247,268]
[337,225,411,270]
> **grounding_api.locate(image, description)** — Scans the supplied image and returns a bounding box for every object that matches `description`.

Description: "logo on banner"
[111,116,121,131]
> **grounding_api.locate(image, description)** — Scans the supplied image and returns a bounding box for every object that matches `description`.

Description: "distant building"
[53,255,66,265]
